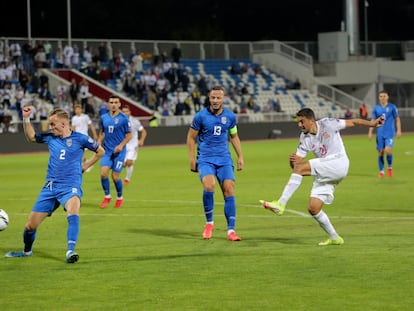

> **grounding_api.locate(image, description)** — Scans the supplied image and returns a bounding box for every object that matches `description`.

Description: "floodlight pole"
[27,0,31,41]
[364,0,369,55]
[67,0,72,46]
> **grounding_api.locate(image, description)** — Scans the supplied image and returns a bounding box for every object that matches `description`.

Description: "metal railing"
[2,37,412,61]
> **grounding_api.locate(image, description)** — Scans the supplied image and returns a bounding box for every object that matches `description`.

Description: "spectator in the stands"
[240,84,249,95]
[36,98,54,120]
[38,81,54,106]
[247,95,260,113]
[18,69,30,92]
[191,86,202,113]
[71,45,80,70]
[196,75,209,96]
[293,78,301,89]
[265,98,282,112]
[63,44,74,68]
[22,41,35,73]
[344,108,353,119]
[84,95,96,119]
[230,63,240,75]
[161,101,171,116]
[111,54,123,79]
[79,78,89,111]
[146,89,157,110]
[98,42,108,63]
[14,84,25,120]
[184,95,193,115]
[1,82,12,109]
[43,40,52,60]
[171,46,182,63]
[83,46,93,63]
[54,47,65,68]
[69,78,79,104]
[9,41,22,65]
[131,51,143,73]
[34,47,48,68]
[0,62,8,89]
[56,82,68,109]
[177,66,190,92]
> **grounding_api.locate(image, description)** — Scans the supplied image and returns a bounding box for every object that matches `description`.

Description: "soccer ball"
[0,209,9,231]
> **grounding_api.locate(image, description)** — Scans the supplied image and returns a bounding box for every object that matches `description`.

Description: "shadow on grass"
[126,227,302,245]
[127,227,205,239]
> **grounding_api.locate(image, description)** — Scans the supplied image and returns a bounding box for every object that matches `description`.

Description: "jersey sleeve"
[35,132,52,144]
[82,134,100,152]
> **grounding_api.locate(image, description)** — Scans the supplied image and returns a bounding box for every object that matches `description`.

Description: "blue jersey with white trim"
[100,112,131,153]
[191,107,237,165]
[371,103,399,138]
[35,131,99,186]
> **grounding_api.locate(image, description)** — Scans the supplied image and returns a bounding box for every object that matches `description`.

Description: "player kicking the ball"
[5,106,104,263]
[260,108,384,246]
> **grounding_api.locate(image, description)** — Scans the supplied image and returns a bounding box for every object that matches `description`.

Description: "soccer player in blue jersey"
[5,106,104,263]
[368,90,402,178]
[98,95,132,208]
[187,85,244,241]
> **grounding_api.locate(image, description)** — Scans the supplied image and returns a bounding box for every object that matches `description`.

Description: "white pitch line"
[3,198,413,219]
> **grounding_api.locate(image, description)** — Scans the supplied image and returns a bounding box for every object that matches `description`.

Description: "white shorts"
[308,154,349,204]
[125,144,138,161]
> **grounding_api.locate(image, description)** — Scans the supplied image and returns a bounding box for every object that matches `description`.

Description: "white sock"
[279,173,303,206]
[313,210,338,240]
[125,165,134,180]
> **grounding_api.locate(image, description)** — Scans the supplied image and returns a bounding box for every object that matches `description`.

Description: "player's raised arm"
[22,106,37,143]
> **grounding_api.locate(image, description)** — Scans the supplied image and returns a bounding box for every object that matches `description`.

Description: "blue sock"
[378,155,384,172]
[203,190,214,223]
[67,215,79,252]
[23,229,36,253]
[101,178,110,196]
[386,154,392,168]
[114,179,123,198]
[224,196,236,231]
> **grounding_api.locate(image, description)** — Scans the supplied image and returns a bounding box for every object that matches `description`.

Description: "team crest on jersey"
[322,131,330,140]
[221,117,227,125]
[115,118,119,124]
[66,139,72,147]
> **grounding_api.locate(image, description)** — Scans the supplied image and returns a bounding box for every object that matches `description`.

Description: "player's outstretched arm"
[345,116,384,129]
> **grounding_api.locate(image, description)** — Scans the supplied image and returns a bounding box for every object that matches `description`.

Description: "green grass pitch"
[1,134,413,310]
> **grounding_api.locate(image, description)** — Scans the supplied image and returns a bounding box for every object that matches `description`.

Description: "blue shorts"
[376,135,394,151]
[101,150,126,173]
[32,181,83,215]
[197,162,235,184]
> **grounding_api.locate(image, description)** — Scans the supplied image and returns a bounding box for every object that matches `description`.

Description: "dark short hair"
[109,94,121,101]
[296,108,315,119]
[209,85,225,94]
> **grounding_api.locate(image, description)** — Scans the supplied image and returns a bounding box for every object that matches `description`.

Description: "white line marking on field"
[4,199,414,219]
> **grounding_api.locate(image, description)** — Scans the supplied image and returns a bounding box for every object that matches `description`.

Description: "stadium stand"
[2,37,414,132]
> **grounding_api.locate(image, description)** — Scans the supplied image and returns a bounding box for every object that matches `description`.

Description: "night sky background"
[1,0,413,42]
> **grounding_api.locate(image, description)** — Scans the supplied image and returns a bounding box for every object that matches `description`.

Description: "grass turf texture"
[1,135,413,310]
